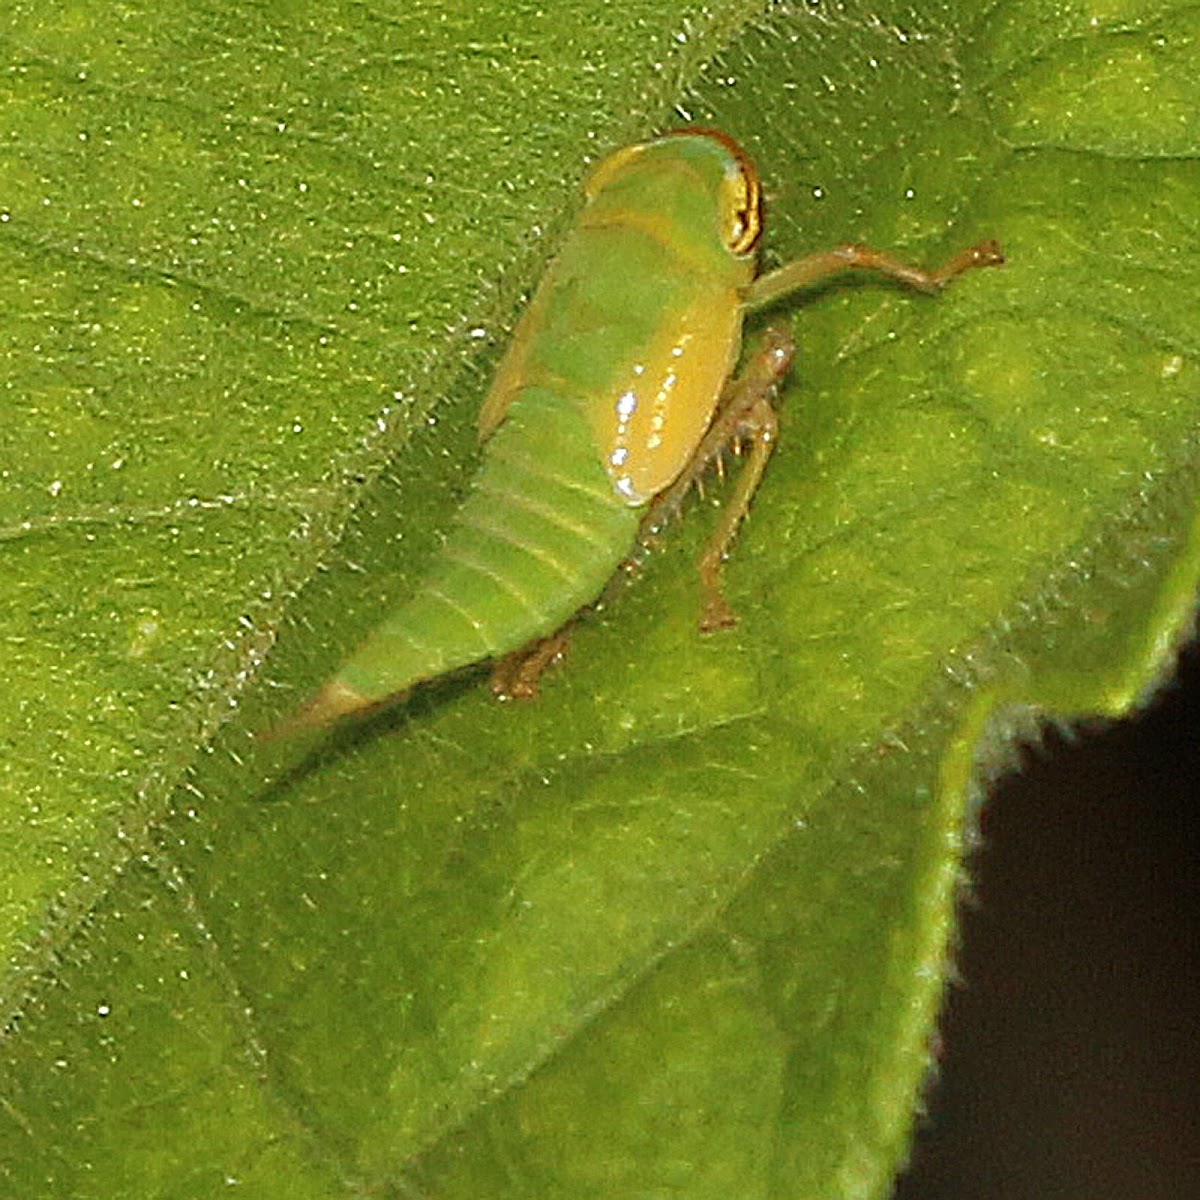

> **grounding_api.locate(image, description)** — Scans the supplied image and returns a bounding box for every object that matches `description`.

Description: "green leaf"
[3,1,1198,1196]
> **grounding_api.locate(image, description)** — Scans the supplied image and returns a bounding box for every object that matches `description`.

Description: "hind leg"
[489,625,575,701]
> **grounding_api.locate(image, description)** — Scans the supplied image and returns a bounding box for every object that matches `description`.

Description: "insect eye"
[722,165,762,256]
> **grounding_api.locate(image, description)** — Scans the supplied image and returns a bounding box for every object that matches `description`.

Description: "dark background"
[894,640,1200,1200]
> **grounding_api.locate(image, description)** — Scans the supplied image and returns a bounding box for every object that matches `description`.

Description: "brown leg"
[641,326,795,632]
[743,238,1004,313]
[490,625,574,700]
[635,239,1003,633]
[696,390,779,631]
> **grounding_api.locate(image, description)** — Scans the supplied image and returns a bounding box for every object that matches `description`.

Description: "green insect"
[268,128,1002,738]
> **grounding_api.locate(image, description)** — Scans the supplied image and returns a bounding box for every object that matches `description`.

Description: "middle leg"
[641,325,795,632]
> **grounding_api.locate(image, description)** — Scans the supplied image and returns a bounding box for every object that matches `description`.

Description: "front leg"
[743,238,1004,312]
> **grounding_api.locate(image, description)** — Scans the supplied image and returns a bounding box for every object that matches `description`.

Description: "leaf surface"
[2,2,1199,1197]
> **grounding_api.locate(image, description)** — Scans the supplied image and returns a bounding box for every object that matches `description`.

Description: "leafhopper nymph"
[268,130,1002,737]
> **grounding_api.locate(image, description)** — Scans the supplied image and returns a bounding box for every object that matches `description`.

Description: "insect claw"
[699,592,738,633]
[491,629,572,700]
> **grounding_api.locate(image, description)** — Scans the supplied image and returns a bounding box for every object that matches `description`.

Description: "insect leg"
[643,326,795,632]
[742,238,1004,313]
[696,391,779,631]
[490,625,575,700]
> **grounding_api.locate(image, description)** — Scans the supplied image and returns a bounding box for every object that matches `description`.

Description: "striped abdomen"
[328,384,640,707]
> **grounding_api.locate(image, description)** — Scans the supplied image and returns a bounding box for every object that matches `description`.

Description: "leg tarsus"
[490,626,573,701]
[699,590,738,634]
[923,237,1005,288]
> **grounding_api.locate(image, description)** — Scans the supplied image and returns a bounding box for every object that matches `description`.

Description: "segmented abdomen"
[331,385,640,704]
